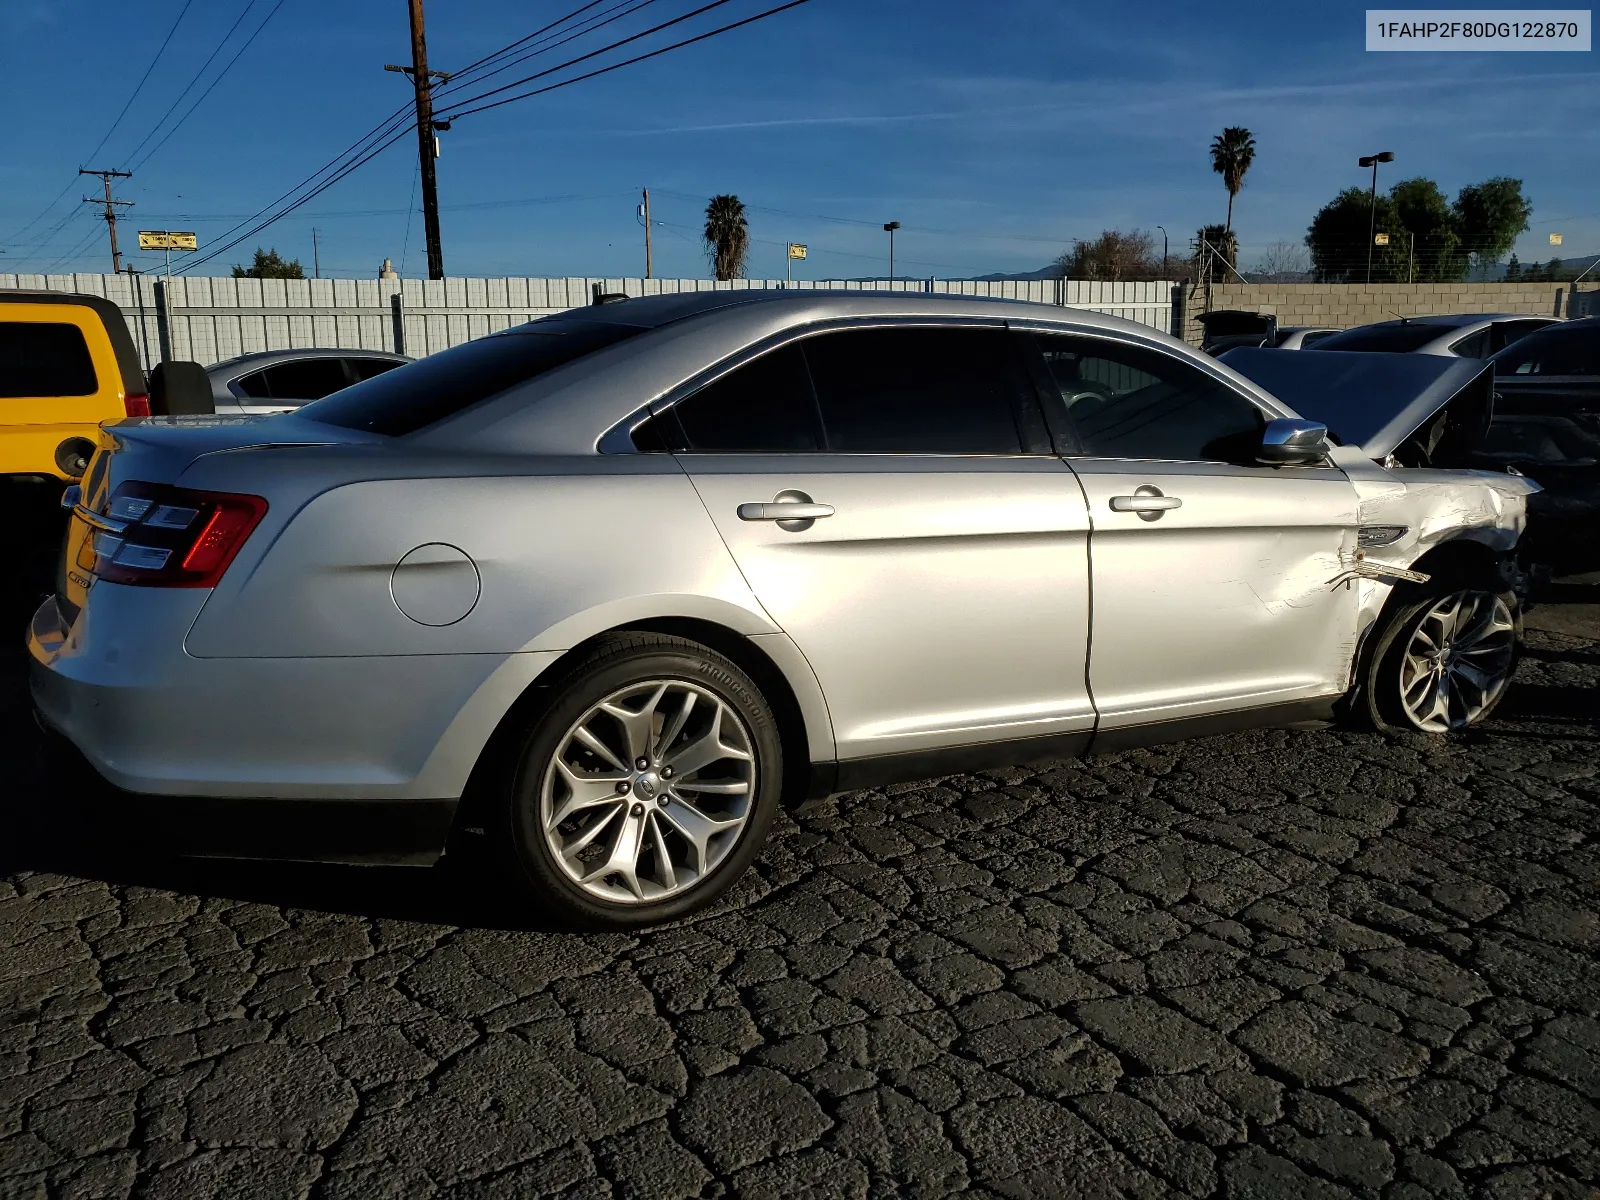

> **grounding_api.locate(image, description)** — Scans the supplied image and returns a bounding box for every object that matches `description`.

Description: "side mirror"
[1258,417,1330,465]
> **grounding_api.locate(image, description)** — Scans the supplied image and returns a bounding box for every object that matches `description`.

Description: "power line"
[131,0,290,171]
[87,0,198,165]
[436,0,744,119]
[431,0,662,103]
[119,0,264,166]
[442,0,813,121]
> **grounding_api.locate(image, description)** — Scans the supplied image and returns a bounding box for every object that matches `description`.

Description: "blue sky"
[3,0,1596,280]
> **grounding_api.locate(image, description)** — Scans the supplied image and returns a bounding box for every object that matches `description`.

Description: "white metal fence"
[0,273,1177,371]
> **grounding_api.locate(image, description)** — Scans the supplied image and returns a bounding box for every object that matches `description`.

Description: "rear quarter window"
[0,321,98,397]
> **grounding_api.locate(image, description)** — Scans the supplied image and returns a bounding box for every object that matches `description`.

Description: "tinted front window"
[1491,323,1598,377]
[803,327,1024,454]
[1298,330,1337,348]
[261,358,350,402]
[301,321,646,435]
[1311,323,1448,352]
[674,344,819,451]
[1450,329,1490,358]
[0,322,97,397]
[1031,333,1264,462]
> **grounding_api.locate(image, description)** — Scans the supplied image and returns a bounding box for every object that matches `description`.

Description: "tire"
[1354,574,1521,734]
[497,633,784,929]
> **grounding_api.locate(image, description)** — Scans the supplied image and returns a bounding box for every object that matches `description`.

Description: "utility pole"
[385,0,451,280]
[80,168,133,273]
[642,189,653,279]
[313,228,321,278]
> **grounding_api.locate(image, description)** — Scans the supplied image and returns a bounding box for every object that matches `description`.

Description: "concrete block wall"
[1180,283,1592,346]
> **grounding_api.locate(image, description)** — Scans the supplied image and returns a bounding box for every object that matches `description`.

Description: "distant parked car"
[1196,309,1276,355]
[1310,313,1559,358]
[1272,326,1339,350]
[206,348,411,413]
[1473,316,1600,574]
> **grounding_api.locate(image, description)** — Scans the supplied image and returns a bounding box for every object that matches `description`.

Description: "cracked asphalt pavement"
[2,618,1597,1199]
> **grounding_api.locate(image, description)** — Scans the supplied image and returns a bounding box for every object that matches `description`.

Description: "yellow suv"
[1,290,148,482]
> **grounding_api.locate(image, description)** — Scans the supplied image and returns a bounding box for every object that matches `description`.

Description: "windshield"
[1310,323,1450,352]
[1490,322,1599,377]
[298,320,646,435]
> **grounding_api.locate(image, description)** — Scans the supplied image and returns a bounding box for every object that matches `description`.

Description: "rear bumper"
[28,590,561,803]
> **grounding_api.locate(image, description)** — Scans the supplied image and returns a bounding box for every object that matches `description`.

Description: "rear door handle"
[737,502,835,521]
[1109,486,1182,522]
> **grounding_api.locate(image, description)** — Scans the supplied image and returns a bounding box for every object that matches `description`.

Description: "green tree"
[1209,127,1256,238]
[1389,177,1461,281]
[1452,177,1532,275]
[1305,188,1408,282]
[231,247,305,279]
[1504,254,1521,281]
[703,195,749,281]
[1195,223,1239,278]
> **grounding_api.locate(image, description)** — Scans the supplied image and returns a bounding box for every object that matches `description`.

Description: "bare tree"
[1056,229,1161,281]
[1250,239,1311,282]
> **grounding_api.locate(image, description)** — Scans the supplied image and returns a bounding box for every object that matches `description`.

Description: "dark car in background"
[1309,313,1559,358]
[205,348,411,413]
[1473,316,1600,574]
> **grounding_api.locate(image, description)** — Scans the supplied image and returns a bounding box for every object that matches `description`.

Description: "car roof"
[1359,313,1550,331]
[207,347,411,374]
[558,288,1103,330]
[0,288,147,395]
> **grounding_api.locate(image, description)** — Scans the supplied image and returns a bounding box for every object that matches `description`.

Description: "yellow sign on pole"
[1549,232,1563,246]
[1373,233,1390,246]
[787,243,807,260]
[137,231,198,250]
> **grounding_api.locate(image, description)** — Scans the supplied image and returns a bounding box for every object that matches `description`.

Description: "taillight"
[88,481,267,588]
[124,393,151,418]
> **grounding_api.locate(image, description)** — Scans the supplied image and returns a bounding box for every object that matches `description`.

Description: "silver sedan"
[31,291,1535,927]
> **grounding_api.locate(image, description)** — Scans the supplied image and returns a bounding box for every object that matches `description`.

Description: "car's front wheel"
[1358,578,1520,734]
[499,633,783,929]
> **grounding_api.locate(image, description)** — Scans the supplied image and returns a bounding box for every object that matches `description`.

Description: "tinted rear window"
[299,321,645,435]
[1310,323,1450,352]
[0,321,97,397]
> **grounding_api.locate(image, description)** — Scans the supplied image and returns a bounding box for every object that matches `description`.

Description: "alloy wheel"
[539,678,757,904]
[1397,589,1516,732]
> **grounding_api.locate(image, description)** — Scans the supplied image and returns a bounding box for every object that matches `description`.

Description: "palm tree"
[1209,127,1256,238]
[703,194,749,281]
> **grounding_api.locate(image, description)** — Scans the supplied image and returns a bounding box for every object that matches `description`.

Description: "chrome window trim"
[598,314,1014,455]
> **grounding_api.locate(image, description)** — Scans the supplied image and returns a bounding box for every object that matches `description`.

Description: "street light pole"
[883,221,900,283]
[1358,151,1394,284]
[1156,225,1168,277]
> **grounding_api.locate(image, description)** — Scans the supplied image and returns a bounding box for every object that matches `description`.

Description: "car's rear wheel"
[1358,578,1520,734]
[499,633,783,928]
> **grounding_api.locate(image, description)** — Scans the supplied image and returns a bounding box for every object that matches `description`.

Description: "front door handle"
[1109,485,1182,522]
[737,502,835,521]
[737,489,834,532]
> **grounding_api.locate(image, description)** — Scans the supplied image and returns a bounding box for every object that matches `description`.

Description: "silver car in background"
[31,292,1535,928]
[205,348,411,414]
[1310,312,1559,357]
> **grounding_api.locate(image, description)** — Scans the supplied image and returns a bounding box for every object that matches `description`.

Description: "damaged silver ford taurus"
[30,291,1536,927]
